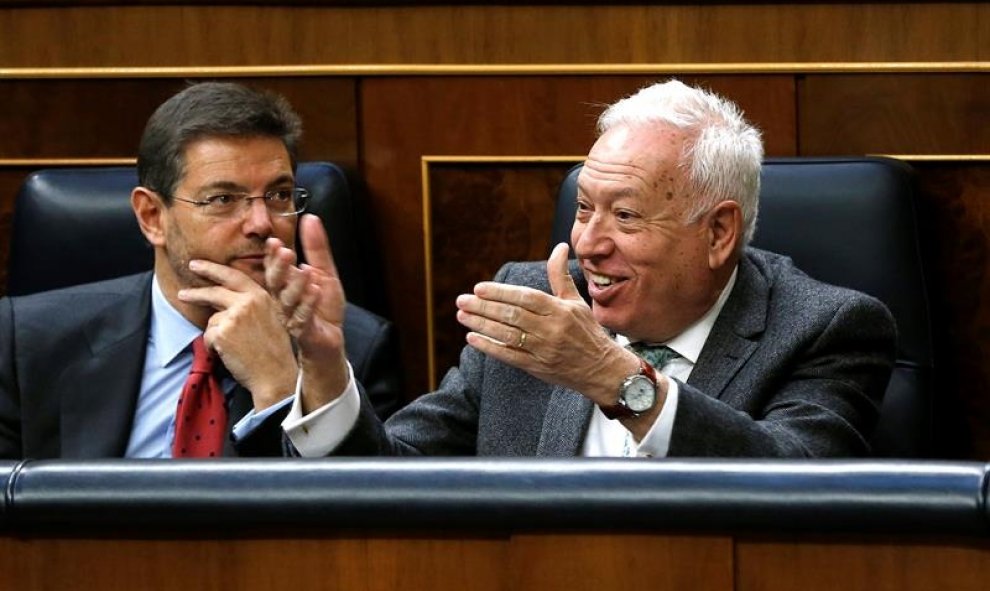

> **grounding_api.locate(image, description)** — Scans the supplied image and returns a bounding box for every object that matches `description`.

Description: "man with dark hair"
[267,79,895,458]
[0,82,400,459]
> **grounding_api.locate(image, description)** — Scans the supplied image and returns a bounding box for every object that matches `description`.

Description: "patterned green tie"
[627,342,680,371]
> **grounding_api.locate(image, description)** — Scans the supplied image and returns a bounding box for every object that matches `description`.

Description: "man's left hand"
[455,243,640,406]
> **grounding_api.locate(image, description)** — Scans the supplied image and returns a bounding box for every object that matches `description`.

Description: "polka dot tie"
[626,342,680,371]
[172,335,228,458]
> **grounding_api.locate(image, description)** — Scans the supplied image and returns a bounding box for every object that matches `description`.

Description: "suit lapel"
[58,274,152,458]
[688,255,767,399]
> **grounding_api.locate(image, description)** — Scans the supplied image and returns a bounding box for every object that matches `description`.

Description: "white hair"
[597,79,764,244]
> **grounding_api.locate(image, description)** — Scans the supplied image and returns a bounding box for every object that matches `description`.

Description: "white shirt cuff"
[632,375,679,458]
[282,362,361,457]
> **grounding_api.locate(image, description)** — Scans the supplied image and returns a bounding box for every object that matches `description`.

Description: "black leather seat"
[552,157,932,458]
[7,162,377,311]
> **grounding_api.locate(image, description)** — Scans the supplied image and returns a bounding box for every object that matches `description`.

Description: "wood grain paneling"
[510,533,734,591]
[0,535,509,591]
[2,532,988,591]
[0,78,358,166]
[912,162,990,459]
[0,3,983,68]
[736,536,990,591]
[426,161,576,386]
[798,75,990,156]
[360,75,796,396]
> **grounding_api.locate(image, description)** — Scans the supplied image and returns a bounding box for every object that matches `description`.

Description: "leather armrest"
[5,459,989,536]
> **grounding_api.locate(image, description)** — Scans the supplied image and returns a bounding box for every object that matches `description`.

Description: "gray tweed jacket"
[337,247,896,458]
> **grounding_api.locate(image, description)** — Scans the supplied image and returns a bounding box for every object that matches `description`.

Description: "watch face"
[622,375,656,413]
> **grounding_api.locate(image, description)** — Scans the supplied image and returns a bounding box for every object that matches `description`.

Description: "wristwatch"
[600,357,658,420]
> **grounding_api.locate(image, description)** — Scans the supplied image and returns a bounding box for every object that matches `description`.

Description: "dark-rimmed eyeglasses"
[170,187,310,218]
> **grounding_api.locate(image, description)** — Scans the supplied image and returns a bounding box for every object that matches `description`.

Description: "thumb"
[547,242,580,301]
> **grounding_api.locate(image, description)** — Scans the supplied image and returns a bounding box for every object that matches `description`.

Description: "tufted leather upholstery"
[7,162,378,311]
[552,157,933,458]
[2,459,987,535]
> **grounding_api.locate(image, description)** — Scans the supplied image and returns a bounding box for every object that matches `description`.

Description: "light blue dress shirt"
[124,276,291,458]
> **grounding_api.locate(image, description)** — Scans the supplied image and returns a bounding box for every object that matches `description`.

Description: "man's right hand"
[264,213,349,414]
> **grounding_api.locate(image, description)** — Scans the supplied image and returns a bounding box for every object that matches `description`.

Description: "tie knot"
[190,335,215,374]
[627,342,679,370]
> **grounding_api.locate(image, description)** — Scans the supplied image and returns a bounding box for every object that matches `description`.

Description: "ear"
[706,200,742,270]
[131,187,167,247]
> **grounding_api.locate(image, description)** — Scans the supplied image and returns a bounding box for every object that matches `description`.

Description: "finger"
[456,293,527,328]
[188,259,255,291]
[278,265,311,312]
[465,331,531,366]
[177,285,238,311]
[300,262,346,324]
[264,238,296,294]
[472,282,552,315]
[547,242,581,301]
[286,281,320,336]
[299,214,340,281]
[457,308,532,350]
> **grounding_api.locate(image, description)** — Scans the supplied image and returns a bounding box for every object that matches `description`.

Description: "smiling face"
[571,123,732,342]
[135,135,298,299]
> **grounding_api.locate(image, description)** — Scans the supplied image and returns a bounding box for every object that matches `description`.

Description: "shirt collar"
[618,265,738,365]
[150,275,203,368]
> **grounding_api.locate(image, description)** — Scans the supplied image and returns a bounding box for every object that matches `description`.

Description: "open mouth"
[589,272,620,288]
[585,270,629,303]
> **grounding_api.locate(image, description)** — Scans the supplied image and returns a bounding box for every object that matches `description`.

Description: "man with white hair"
[267,79,896,458]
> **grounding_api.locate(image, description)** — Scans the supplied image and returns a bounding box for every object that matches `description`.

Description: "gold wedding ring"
[516,331,528,349]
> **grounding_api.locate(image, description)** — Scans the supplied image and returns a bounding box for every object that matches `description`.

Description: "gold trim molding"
[0,158,136,167]
[884,155,990,162]
[1,62,987,79]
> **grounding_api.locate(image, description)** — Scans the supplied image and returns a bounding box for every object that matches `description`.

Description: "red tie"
[172,335,228,458]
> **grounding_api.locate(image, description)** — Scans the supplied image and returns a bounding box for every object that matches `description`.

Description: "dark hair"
[137,81,303,203]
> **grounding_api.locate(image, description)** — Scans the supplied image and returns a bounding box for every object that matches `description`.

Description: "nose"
[571,213,613,259]
[241,197,275,238]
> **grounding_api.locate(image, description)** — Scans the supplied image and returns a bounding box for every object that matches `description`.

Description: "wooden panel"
[0,78,358,166]
[912,162,990,460]
[0,532,733,591]
[360,75,796,396]
[0,535,508,591]
[798,75,990,156]
[5,532,988,591]
[736,536,990,591]
[510,533,733,591]
[427,161,576,386]
[0,3,983,68]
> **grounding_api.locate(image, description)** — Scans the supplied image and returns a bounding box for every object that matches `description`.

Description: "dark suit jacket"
[336,248,896,458]
[0,272,401,459]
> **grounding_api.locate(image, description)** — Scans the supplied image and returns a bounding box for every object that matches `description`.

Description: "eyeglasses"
[170,187,310,218]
